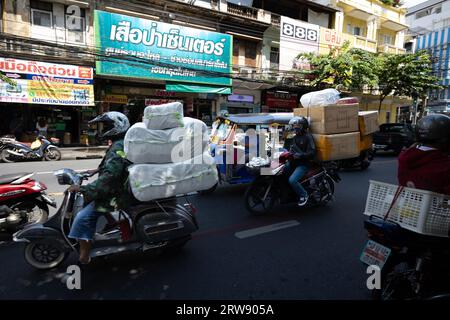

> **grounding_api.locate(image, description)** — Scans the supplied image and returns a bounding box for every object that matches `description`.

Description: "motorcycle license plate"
[360,240,391,270]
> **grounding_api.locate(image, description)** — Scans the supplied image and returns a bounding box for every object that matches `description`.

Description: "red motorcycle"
[0,172,56,239]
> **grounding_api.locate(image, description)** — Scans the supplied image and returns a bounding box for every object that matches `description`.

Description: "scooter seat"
[301,167,323,181]
[0,173,31,185]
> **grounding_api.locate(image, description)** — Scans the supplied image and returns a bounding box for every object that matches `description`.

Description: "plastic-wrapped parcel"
[124,117,208,164]
[143,102,184,130]
[128,152,218,201]
[300,89,340,108]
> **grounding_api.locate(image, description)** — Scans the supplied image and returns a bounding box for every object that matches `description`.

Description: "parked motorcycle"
[361,216,450,300]
[1,135,61,163]
[13,168,198,269]
[244,152,341,215]
[0,172,55,240]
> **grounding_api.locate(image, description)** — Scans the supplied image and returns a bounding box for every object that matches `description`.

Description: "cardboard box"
[294,104,359,135]
[358,111,379,136]
[313,132,360,161]
[359,134,373,152]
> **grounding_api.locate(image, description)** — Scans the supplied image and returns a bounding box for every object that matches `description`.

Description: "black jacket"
[289,133,316,166]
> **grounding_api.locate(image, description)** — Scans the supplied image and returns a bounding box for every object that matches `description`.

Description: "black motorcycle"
[361,216,450,300]
[244,152,341,215]
[13,168,198,269]
[1,135,61,163]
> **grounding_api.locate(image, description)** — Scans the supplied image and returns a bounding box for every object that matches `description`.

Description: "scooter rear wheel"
[1,148,15,163]
[24,241,68,270]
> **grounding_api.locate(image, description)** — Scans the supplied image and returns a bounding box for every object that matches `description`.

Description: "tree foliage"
[376,50,441,110]
[298,42,380,91]
[299,46,441,112]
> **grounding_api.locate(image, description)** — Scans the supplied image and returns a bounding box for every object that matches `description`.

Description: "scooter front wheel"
[24,242,68,270]
[44,147,61,161]
[245,178,276,215]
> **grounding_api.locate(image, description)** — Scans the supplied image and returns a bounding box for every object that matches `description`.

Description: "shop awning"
[166,83,232,94]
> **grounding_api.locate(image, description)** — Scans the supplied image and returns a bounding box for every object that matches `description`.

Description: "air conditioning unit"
[240,67,257,79]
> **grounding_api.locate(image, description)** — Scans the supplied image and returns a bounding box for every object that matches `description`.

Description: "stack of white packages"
[125,102,218,202]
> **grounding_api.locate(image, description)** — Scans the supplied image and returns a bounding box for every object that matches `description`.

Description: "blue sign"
[95,10,233,87]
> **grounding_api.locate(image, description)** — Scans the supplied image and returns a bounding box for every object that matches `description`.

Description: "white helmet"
[89,111,130,140]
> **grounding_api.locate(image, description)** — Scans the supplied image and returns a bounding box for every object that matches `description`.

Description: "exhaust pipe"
[7,149,24,157]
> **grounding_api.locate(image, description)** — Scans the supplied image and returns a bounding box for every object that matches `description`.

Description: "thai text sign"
[320,27,344,47]
[0,57,94,105]
[95,10,233,87]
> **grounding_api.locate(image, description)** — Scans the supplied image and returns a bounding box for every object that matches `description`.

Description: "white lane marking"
[235,220,300,239]
[48,192,64,197]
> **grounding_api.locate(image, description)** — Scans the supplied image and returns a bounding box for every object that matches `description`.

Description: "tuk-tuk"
[207,113,294,191]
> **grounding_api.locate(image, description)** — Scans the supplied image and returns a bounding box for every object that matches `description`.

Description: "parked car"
[372,123,415,155]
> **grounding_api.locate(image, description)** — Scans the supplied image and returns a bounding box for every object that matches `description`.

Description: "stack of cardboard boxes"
[293,104,379,161]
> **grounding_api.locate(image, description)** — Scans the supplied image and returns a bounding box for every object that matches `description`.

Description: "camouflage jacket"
[80,140,131,212]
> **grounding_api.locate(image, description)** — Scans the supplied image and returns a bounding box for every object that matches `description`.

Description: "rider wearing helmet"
[67,111,131,264]
[398,114,450,195]
[286,116,317,206]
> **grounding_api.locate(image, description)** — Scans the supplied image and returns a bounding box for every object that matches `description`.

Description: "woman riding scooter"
[285,117,317,207]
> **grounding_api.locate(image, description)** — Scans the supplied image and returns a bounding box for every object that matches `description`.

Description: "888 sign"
[281,22,319,43]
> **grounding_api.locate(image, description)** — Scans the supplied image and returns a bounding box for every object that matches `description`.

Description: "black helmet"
[89,111,130,141]
[289,116,309,132]
[416,114,450,146]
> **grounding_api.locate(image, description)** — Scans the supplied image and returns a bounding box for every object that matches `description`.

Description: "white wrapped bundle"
[124,117,208,164]
[143,102,184,130]
[128,152,218,202]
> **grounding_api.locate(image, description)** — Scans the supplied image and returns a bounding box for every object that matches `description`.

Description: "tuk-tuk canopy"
[218,113,294,126]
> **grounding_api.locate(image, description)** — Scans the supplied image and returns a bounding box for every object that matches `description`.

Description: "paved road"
[0,156,398,299]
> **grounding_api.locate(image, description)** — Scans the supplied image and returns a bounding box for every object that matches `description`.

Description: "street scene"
[0,0,449,304]
[0,155,397,299]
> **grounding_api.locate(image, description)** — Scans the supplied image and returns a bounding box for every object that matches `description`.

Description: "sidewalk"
[60,146,109,160]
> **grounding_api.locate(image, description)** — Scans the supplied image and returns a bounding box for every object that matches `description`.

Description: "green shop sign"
[95,10,233,87]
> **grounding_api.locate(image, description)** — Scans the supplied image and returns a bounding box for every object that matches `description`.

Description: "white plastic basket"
[364,180,450,238]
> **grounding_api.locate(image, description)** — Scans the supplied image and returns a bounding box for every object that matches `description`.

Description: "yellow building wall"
[354,93,412,124]
[343,16,367,37]
[378,29,397,45]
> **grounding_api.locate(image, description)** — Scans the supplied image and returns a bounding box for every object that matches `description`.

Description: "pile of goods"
[294,89,379,161]
[124,102,218,202]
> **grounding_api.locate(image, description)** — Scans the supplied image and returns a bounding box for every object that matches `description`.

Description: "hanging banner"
[0,57,94,106]
[279,16,319,71]
[95,10,233,87]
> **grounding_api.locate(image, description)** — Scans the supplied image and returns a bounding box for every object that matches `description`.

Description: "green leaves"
[377,50,442,110]
[0,71,17,88]
[298,47,441,112]
[298,41,379,91]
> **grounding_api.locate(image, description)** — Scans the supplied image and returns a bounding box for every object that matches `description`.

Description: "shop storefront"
[262,90,299,112]
[98,80,219,126]
[0,57,95,145]
[219,89,261,115]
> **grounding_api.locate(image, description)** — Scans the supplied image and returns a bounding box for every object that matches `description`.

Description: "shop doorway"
[193,99,213,126]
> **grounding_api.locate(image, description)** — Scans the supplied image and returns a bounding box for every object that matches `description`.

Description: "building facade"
[0,0,409,145]
[406,0,450,114]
